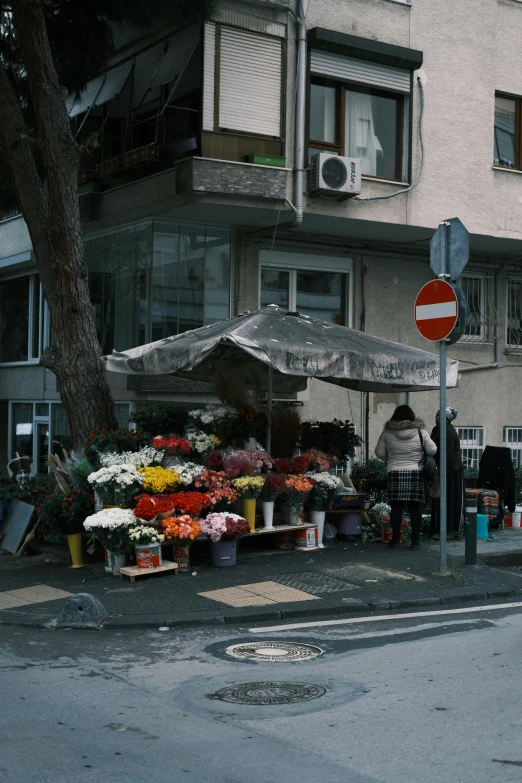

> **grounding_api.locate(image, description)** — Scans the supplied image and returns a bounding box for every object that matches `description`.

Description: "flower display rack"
[119,560,178,583]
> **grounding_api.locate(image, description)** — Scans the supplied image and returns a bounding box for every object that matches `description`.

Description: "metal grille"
[460,274,487,341]
[456,427,484,470]
[504,427,522,468]
[507,277,522,349]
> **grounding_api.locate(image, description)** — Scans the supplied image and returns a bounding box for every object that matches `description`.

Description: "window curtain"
[345,91,383,176]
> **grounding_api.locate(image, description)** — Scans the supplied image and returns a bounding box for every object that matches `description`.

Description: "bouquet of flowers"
[222,448,273,476]
[137,466,180,494]
[175,462,205,486]
[231,475,265,499]
[168,491,212,517]
[99,446,163,468]
[83,508,137,551]
[273,456,311,474]
[84,427,150,467]
[259,473,287,503]
[200,512,249,543]
[133,495,159,522]
[161,515,200,541]
[194,470,239,509]
[304,450,338,473]
[187,431,220,455]
[189,405,238,442]
[307,472,344,511]
[279,474,315,507]
[205,452,224,472]
[152,434,191,455]
[128,525,165,546]
[87,464,144,506]
[38,489,95,536]
[233,405,268,441]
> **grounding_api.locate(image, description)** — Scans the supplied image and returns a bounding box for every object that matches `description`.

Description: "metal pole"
[464,496,478,566]
[266,364,274,455]
[439,339,447,573]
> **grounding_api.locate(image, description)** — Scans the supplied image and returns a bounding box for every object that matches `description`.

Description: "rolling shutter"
[310,49,411,94]
[202,23,216,132]
[218,27,282,137]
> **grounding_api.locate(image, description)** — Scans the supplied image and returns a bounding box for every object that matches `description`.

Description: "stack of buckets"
[505,506,522,528]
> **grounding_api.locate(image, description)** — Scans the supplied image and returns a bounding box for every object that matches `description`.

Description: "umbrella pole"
[266,365,274,454]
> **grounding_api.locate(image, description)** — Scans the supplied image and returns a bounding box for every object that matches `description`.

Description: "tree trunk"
[0,0,117,448]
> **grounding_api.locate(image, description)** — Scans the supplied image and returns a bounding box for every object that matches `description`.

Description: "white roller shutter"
[310,49,411,94]
[218,27,282,137]
[203,23,216,131]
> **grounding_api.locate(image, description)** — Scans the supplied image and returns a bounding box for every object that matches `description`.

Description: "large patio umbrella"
[104,305,458,451]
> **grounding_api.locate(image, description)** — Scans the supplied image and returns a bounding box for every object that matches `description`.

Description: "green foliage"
[38,490,95,536]
[12,473,56,511]
[84,427,150,465]
[299,419,362,462]
[350,458,388,485]
[130,404,189,438]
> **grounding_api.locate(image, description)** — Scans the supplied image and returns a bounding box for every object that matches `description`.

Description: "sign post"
[414,218,469,573]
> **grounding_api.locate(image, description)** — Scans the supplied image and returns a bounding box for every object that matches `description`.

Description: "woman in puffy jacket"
[375,404,437,550]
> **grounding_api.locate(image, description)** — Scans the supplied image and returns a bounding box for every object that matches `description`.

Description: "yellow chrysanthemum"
[138,467,180,493]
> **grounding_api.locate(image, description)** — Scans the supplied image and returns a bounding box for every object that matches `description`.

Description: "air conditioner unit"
[310,153,361,198]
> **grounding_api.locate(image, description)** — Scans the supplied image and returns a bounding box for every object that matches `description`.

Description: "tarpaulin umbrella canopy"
[105,305,458,449]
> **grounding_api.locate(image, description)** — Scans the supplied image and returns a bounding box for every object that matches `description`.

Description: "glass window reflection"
[296,271,346,324]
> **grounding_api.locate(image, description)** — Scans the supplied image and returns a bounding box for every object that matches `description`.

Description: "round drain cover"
[208,681,326,705]
[225,641,323,662]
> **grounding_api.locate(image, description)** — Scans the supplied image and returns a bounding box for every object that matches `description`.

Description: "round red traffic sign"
[414,280,458,341]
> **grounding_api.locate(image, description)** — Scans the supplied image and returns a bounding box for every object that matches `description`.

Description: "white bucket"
[512,512,521,529]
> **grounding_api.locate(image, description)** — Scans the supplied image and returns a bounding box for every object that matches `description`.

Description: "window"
[494,94,520,169]
[9,401,132,474]
[459,273,488,341]
[309,78,404,180]
[0,274,48,364]
[503,427,522,468]
[456,427,484,471]
[85,220,231,353]
[259,250,352,325]
[507,276,522,349]
[203,21,284,138]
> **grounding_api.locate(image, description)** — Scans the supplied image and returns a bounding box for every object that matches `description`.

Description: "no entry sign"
[414,280,458,341]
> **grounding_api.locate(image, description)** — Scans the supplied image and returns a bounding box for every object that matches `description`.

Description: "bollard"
[464,496,478,566]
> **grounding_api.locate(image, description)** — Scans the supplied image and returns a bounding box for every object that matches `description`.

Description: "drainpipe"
[292,0,307,229]
[459,363,501,373]
[494,268,501,365]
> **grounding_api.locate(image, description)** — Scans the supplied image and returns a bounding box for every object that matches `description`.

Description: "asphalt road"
[2,602,522,783]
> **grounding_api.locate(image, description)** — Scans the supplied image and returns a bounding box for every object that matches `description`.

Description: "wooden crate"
[119,560,178,583]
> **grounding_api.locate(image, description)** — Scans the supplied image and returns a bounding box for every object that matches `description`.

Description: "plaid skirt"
[387,470,425,503]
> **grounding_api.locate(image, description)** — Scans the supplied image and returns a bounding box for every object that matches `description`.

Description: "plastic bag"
[323,522,337,543]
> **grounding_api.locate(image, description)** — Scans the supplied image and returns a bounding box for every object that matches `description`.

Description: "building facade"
[1,0,522,473]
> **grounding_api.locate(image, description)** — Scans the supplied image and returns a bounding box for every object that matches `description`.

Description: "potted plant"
[83,508,137,574]
[161,515,200,573]
[130,403,189,438]
[175,461,206,487]
[84,427,150,467]
[152,434,191,468]
[39,489,95,568]
[137,466,180,494]
[299,419,362,464]
[306,472,344,547]
[133,495,159,523]
[188,405,238,443]
[193,470,239,512]
[128,525,165,570]
[279,474,315,526]
[168,491,212,518]
[258,474,287,529]
[98,445,163,468]
[233,405,268,448]
[200,512,249,567]
[186,430,220,457]
[230,475,265,533]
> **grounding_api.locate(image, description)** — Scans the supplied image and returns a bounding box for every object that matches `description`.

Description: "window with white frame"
[0,273,48,363]
[507,276,522,349]
[9,401,132,475]
[503,427,522,468]
[456,426,484,471]
[259,250,353,326]
[459,273,488,341]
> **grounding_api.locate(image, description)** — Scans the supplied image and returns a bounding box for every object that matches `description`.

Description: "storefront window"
[0,274,47,364]
[12,403,33,462]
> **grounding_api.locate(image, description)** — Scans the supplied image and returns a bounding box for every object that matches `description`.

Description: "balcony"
[175,157,288,200]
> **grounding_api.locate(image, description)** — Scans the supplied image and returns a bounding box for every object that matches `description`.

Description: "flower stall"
[73,404,353,580]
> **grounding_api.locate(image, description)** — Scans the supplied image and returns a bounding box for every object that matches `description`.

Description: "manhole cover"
[208,681,326,705]
[273,572,358,594]
[225,641,323,662]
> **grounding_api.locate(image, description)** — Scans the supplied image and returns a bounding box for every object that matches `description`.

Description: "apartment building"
[1,0,522,473]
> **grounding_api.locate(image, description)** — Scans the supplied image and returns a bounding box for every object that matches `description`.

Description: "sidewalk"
[2,530,522,629]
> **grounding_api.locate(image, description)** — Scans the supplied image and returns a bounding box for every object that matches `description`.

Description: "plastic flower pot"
[262,501,275,529]
[310,510,326,547]
[67,533,86,569]
[108,551,126,575]
[211,539,238,567]
[243,438,257,450]
[242,498,257,533]
[134,543,163,570]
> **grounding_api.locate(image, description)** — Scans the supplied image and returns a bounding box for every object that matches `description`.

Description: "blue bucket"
[477,513,489,539]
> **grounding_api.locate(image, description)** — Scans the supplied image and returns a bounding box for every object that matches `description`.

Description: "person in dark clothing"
[478,446,517,515]
[430,407,464,540]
